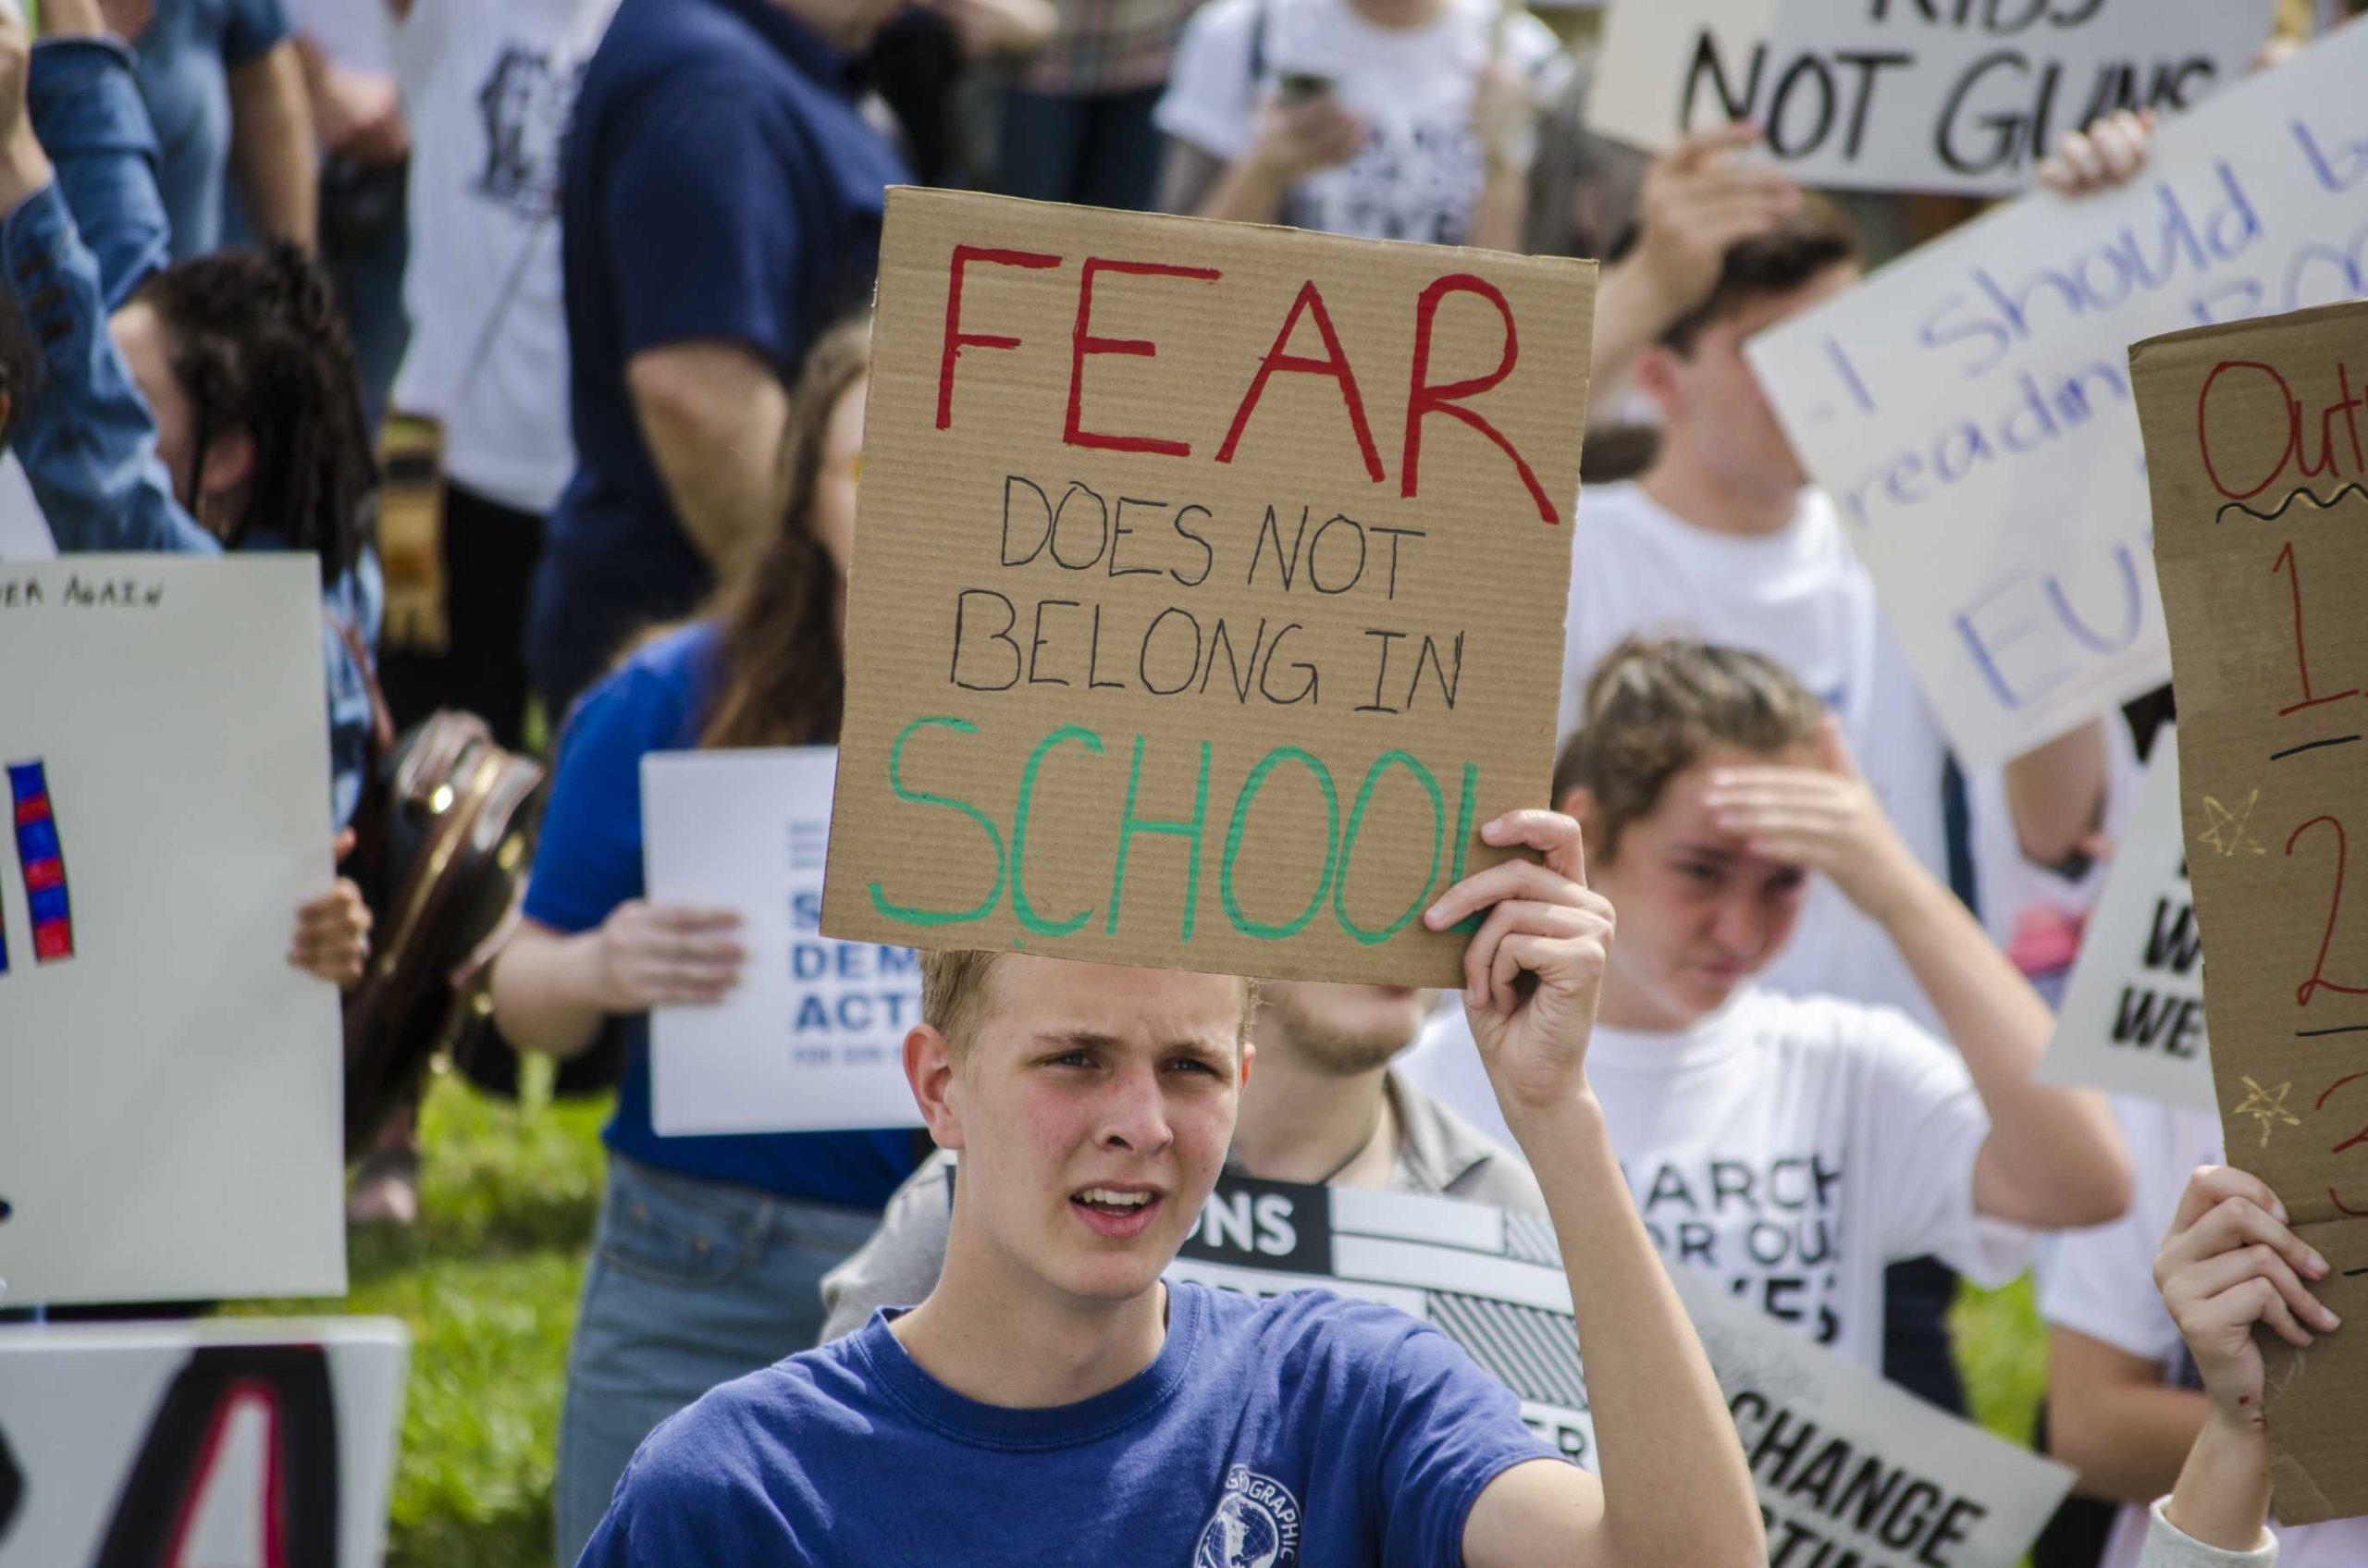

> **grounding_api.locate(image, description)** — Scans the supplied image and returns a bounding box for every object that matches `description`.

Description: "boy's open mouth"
[1070,1186,1163,1238]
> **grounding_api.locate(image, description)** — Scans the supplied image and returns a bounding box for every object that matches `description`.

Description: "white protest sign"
[1168,1177,2075,1565]
[2042,730,2214,1111]
[1747,25,2368,768]
[1588,0,2271,195]
[0,557,344,1308]
[0,1318,406,1568]
[643,748,924,1134]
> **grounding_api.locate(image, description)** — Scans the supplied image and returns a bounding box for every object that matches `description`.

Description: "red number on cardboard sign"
[2288,815,2368,1006]
[2272,541,2361,717]
[2316,1073,2368,1217]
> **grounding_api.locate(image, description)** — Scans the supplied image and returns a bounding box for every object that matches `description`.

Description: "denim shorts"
[553,1154,883,1566]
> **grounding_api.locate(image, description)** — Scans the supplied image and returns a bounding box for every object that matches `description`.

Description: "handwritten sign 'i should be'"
[823,191,1595,984]
[2137,298,2368,1525]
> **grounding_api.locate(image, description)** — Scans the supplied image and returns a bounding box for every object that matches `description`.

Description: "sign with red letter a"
[825,190,1595,985]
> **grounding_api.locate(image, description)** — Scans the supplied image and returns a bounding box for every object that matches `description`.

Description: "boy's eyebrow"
[1671,841,1736,860]
[1035,1029,1122,1051]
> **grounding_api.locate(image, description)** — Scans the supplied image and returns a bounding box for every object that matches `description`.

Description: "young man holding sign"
[578,809,1768,1568]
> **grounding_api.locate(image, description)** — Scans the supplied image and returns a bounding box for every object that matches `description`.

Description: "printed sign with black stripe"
[1168,1179,2073,1567]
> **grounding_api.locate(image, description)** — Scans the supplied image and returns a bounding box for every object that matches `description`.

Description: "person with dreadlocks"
[0,0,372,988]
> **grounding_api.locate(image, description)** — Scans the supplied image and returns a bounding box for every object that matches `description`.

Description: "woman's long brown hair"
[698,318,872,748]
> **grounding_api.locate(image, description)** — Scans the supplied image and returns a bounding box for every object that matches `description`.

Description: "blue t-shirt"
[130,0,289,260]
[535,0,908,712]
[522,621,919,1208]
[579,1282,1562,1566]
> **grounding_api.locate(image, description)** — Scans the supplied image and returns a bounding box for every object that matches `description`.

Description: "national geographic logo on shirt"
[1178,1176,1335,1276]
[1194,1464,1302,1568]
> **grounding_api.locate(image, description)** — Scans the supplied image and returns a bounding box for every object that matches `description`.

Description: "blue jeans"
[553,1155,883,1567]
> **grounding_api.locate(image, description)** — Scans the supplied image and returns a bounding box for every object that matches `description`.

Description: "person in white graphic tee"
[1153,0,1569,252]
[1403,639,2129,1373]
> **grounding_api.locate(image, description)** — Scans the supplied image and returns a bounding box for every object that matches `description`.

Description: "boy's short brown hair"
[919,951,1260,1056]
[1655,195,1861,356]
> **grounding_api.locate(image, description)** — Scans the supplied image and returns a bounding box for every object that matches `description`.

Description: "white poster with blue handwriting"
[643,747,925,1134]
[1748,25,2368,768]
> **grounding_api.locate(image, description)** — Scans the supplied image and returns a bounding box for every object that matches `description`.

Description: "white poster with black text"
[1587,0,2270,194]
[1168,1177,2074,1567]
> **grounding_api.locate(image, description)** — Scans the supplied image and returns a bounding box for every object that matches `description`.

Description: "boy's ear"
[1630,343,1684,422]
[905,1025,963,1152]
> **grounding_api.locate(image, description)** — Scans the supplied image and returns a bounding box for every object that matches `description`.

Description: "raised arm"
[1705,716,2131,1228]
[1427,810,1763,1568]
[0,8,209,554]
[28,2,168,308]
[2142,1166,2339,1564]
[1588,124,1797,401]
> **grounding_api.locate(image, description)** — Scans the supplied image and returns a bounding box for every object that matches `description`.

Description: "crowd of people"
[2,0,2362,1563]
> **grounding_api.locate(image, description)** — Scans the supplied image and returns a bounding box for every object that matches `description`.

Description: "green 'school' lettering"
[867,715,1486,945]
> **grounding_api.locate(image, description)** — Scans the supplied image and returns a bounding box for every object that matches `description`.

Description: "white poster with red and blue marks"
[0,556,344,1308]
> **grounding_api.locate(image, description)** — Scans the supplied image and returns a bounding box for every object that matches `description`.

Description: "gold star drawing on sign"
[2200,791,2268,858]
[2235,1076,2303,1149]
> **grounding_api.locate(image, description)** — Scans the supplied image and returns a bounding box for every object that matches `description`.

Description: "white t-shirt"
[1154,0,1568,245]
[1560,480,1953,1024]
[1401,988,2029,1374]
[2039,1097,2368,1568]
[388,0,591,513]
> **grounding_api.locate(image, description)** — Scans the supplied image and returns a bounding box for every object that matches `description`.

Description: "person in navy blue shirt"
[524,0,908,728]
[576,811,1767,1568]
[489,321,928,1567]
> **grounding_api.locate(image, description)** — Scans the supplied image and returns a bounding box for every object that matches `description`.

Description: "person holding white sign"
[581,810,1770,1568]
[487,320,929,1568]
[1405,641,2130,1375]
[0,4,375,991]
[816,978,1545,1340]
[2129,1166,2348,1567]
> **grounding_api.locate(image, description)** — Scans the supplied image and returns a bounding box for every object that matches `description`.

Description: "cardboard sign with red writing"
[2136,299,2368,1525]
[822,191,1594,984]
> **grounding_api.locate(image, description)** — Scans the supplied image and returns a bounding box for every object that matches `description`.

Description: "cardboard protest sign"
[0,557,344,1308]
[823,190,1594,984]
[644,748,924,1134]
[2041,730,2216,1111]
[2135,298,2368,1524]
[1167,1178,2075,1565]
[0,1318,406,1568]
[1748,23,2368,769]
[1587,0,2270,196]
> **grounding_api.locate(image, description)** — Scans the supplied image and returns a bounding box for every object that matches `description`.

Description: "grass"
[234,1071,2056,1568]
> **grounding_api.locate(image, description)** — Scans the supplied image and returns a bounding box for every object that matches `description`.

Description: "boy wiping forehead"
[576,809,1764,1568]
